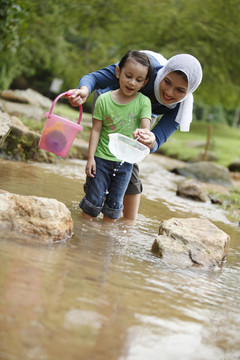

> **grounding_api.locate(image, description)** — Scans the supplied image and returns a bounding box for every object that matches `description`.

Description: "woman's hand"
[132,128,156,149]
[65,86,89,106]
[85,158,96,178]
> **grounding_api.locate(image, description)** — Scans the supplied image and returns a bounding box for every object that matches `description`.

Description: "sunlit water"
[0,155,240,360]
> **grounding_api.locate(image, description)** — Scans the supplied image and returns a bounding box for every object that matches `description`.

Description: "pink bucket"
[38,91,83,158]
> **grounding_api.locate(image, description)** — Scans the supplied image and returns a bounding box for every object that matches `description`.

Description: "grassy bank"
[158,121,240,167]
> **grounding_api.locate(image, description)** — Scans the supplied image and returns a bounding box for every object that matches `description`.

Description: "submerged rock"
[0,192,73,243]
[152,217,230,267]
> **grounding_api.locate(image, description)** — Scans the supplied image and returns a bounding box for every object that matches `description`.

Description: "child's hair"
[173,70,188,83]
[118,50,153,80]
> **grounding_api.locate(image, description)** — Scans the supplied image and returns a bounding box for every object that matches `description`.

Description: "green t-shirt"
[93,91,151,161]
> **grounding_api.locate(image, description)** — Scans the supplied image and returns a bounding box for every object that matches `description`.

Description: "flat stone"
[152,217,230,267]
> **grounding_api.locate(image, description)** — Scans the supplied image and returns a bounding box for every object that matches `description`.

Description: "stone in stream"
[152,217,230,267]
[0,192,73,243]
[176,178,209,202]
[171,161,233,188]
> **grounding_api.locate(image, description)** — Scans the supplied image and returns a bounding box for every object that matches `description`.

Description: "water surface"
[0,156,239,360]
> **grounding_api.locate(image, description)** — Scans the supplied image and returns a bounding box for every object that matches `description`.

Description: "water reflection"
[0,157,240,359]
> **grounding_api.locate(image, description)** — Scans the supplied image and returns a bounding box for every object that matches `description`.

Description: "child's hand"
[133,128,156,149]
[85,158,96,177]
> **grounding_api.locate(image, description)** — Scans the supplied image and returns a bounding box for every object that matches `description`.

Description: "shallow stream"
[0,154,239,360]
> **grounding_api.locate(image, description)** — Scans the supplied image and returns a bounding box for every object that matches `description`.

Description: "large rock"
[151,217,230,267]
[0,88,52,108]
[0,115,87,162]
[171,161,233,188]
[0,192,73,243]
[0,99,45,121]
[176,178,209,202]
[0,111,12,147]
[228,159,240,172]
[0,116,48,161]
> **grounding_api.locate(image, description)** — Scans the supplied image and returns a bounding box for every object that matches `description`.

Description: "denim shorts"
[80,156,133,219]
[83,163,143,195]
[126,163,143,194]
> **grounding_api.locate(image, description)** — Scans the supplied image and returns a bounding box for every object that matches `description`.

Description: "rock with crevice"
[152,217,230,267]
[0,192,73,243]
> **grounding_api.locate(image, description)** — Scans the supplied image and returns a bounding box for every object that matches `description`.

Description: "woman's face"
[159,71,188,105]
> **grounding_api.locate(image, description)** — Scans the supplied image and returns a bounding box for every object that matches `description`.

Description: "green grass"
[159,121,240,167]
[209,189,240,223]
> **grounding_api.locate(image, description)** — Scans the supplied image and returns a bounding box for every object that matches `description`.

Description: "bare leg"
[81,211,93,220]
[103,215,115,223]
[122,194,141,222]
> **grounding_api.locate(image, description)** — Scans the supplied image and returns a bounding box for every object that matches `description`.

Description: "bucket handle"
[48,91,83,125]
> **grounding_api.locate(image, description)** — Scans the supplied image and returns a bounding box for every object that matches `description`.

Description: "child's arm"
[86,119,102,178]
[140,117,151,130]
[140,96,151,130]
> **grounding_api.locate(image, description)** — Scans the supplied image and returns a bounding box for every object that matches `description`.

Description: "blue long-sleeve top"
[78,53,180,152]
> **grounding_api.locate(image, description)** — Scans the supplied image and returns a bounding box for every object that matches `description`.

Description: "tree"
[0,0,30,89]
[0,0,239,110]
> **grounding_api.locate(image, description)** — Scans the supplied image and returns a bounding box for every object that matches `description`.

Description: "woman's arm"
[151,106,180,152]
[79,64,119,95]
[85,119,102,177]
[67,64,119,107]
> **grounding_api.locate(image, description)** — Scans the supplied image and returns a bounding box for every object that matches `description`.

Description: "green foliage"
[209,189,240,223]
[0,0,30,89]
[19,117,44,133]
[1,0,240,109]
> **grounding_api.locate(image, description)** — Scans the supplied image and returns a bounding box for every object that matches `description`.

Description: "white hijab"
[153,53,203,131]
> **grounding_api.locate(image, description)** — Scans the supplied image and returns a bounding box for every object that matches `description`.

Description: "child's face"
[116,58,149,97]
[159,71,188,105]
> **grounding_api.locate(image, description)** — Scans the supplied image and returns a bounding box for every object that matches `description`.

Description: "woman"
[67,50,203,222]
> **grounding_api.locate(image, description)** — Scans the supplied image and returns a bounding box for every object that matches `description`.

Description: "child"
[79,50,152,221]
[67,51,202,222]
